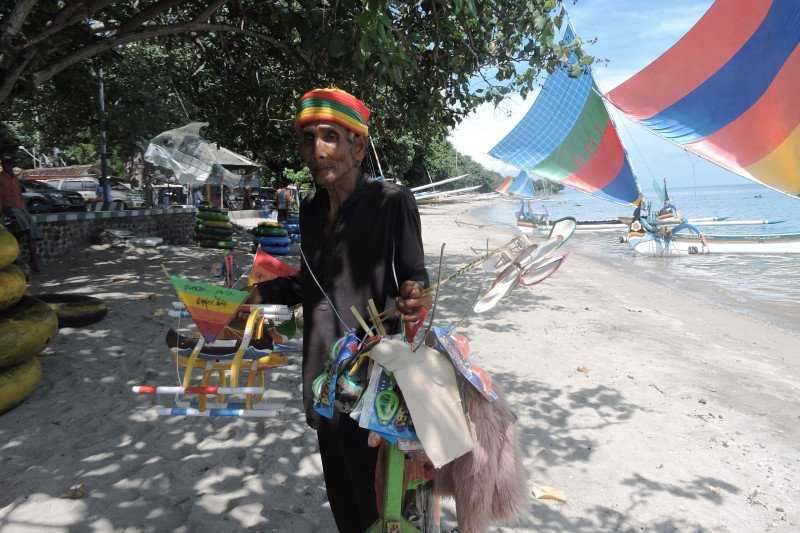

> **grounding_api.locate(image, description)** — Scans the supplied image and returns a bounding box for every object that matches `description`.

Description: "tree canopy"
[1,0,586,188]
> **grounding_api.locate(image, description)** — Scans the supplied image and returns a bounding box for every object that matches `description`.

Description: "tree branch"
[31,23,240,86]
[0,0,38,46]
[117,0,189,35]
[24,0,118,48]
[194,0,228,23]
[0,48,36,109]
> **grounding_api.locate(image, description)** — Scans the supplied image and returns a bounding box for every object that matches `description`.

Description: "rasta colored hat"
[295,88,371,137]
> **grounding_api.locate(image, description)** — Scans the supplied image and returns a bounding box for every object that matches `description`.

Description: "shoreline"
[465,197,800,337]
[1,203,798,532]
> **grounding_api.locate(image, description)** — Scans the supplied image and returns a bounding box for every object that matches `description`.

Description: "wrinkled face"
[299,122,365,188]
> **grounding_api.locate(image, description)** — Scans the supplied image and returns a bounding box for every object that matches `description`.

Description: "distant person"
[275,181,290,222]
[243,186,253,210]
[1,156,41,271]
[0,156,24,213]
[287,183,299,210]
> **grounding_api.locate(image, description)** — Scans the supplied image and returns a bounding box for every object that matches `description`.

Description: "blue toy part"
[314,330,360,420]
[255,235,291,246]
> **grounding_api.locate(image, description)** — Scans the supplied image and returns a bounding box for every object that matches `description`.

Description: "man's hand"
[246,286,263,304]
[396,280,431,323]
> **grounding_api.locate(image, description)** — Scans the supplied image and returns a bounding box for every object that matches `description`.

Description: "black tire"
[35,293,108,328]
[195,226,234,239]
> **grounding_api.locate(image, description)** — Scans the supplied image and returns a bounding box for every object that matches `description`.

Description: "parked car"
[152,184,187,206]
[109,181,145,209]
[20,180,86,213]
[42,177,145,210]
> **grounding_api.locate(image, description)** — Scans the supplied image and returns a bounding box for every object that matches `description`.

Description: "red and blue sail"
[607,0,800,196]
[490,27,642,205]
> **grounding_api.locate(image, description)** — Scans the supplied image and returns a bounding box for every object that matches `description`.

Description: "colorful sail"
[507,170,537,198]
[170,276,249,343]
[249,248,299,286]
[495,176,514,195]
[490,27,641,205]
[606,0,800,196]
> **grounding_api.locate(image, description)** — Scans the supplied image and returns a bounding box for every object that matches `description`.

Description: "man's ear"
[351,134,368,163]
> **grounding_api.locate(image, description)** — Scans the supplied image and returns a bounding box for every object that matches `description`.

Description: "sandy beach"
[2,200,799,532]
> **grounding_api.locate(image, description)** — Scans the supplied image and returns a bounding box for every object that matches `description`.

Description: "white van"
[46,177,145,210]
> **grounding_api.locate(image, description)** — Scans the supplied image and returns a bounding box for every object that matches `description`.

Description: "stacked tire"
[0,225,59,414]
[285,214,300,244]
[251,221,290,255]
[195,206,234,249]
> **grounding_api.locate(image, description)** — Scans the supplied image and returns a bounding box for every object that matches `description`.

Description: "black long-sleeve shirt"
[257,175,428,427]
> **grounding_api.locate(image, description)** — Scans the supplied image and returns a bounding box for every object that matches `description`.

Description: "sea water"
[473,183,800,333]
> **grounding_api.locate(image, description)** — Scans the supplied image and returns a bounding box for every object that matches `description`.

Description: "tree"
[2,1,589,186]
[0,0,237,106]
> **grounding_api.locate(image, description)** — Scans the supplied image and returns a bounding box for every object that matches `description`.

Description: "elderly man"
[252,88,429,531]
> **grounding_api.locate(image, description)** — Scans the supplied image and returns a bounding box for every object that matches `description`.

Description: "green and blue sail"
[490,27,641,205]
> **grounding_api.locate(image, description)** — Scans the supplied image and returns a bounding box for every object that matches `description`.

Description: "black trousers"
[317,415,380,532]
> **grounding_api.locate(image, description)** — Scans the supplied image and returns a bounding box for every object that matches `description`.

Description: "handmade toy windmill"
[132,254,299,418]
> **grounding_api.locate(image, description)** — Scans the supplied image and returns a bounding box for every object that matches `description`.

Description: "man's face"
[1,160,13,174]
[299,122,365,188]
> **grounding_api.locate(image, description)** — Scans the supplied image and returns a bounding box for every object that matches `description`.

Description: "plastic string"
[411,243,446,352]
[298,244,350,331]
[173,310,183,405]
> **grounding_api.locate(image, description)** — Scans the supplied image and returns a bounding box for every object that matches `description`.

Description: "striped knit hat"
[295,88,371,137]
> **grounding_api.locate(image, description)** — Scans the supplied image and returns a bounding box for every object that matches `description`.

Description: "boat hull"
[633,233,800,256]
[518,219,625,234]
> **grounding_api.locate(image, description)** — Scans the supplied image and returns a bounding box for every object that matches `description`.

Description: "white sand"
[1,201,798,532]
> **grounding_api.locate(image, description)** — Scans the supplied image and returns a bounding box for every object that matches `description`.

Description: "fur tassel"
[433,384,528,532]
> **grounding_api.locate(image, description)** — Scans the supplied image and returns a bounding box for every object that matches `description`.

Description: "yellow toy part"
[0,297,59,369]
[0,226,20,270]
[0,264,26,312]
[0,357,42,414]
[175,307,288,411]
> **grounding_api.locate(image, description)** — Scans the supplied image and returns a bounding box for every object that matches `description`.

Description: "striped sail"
[606,0,800,196]
[507,170,537,198]
[495,176,514,195]
[490,27,642,205]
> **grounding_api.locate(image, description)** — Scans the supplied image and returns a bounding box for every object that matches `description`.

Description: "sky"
[449,0,751,190]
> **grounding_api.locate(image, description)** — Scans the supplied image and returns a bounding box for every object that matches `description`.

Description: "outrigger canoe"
[633,232,800,256]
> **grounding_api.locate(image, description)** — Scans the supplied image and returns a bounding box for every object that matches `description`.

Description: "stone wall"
[16,208,197,265]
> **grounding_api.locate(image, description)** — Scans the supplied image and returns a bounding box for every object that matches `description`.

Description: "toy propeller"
[473,217,576,313]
